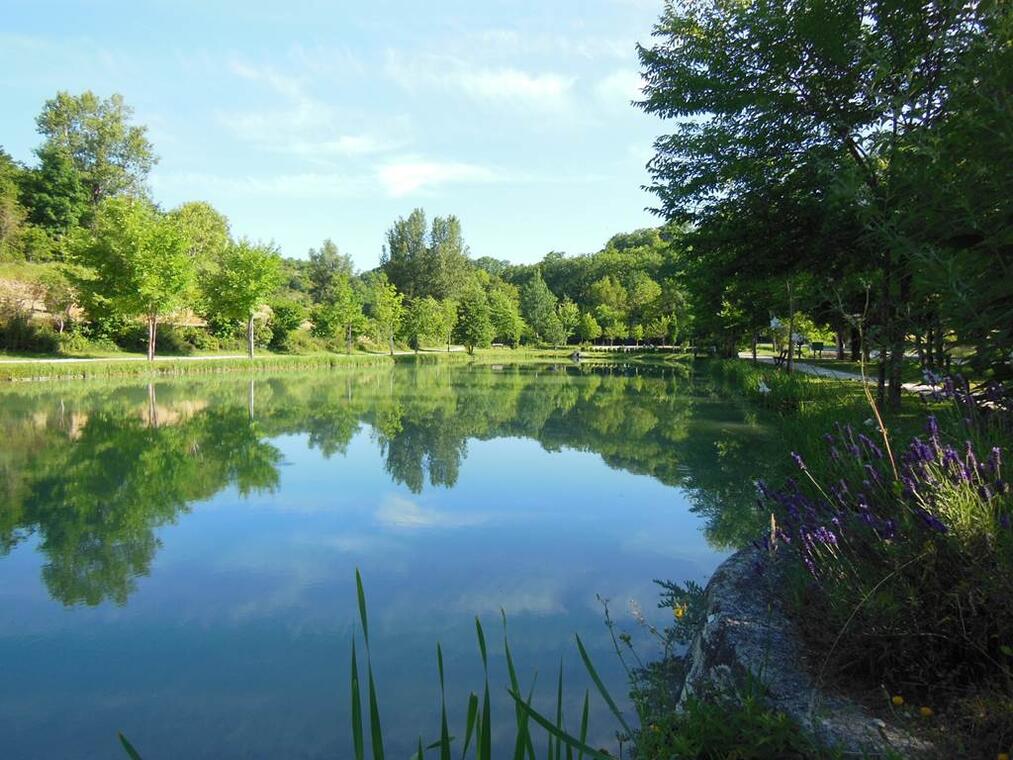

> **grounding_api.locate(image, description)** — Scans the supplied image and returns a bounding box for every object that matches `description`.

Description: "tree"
[595,305,628,345]
[39,268,75,333]
[403,296,444,351]
[636,0,998,404]
[202,240,282,358]
[71,198,194,360]
[311,277,363,352]
[381,209,428,298]
[369,274,404,355]
[455,285,493,354]
[20,144,89,237]
[556,298,580,345]
[36,91,156,205]
[268,300,306,351]
[0,150,26,260]
[170,202,230,269]
[307,239,354,304]
[437,299,458,351]
[519,270,558,343]
[427,214,471,300]
[488,288,524,347]
[577,311,602,344]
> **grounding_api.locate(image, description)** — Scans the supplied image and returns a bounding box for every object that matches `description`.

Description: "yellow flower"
[891,695,904,707]
[919,706,933,717]
[673,603,687,620]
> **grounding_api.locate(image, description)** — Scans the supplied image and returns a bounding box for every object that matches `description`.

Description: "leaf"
[575,634,632,736]
[351,639,365,760]
[507,690,614,760]
[118,733,143,760]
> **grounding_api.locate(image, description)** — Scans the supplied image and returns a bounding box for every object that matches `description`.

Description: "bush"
[758,400,1012,755]
[0,308,59,353]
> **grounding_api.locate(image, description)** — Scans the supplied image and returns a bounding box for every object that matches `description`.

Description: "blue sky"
[1,0,665,269]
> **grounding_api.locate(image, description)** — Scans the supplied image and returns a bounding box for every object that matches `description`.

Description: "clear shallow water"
[0,362,782,758]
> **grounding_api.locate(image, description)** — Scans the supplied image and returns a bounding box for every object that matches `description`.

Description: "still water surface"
[0,362,782,758]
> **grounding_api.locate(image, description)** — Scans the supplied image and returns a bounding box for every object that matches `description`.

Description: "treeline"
[0,91,699,360]
[636,0,1012,405]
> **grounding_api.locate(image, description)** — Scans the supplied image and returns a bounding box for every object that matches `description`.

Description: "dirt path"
[738,353,936,396]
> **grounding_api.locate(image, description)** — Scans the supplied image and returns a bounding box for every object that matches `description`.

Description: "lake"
[0,361,782,758]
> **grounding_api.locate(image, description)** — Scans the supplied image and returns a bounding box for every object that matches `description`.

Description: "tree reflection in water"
[0,362,786,606]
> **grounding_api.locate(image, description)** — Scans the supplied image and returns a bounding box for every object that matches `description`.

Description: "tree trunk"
[147,315,157,361]
[885,270,911,411]
[850,325,861,361]
[389,334,395,355]
[248,379,255,420]
[247,315,255,359]
[836,331,845,360]
[751,331,758,363]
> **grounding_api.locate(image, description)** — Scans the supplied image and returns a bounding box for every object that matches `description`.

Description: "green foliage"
[369,274,404,355]
[382,209,472,301]
[20,143,90,236]
[402,296,445,351]
[519,270,559,343]
[201,239,282,357]
[70,197,195,359]
[267,300,306,351]
[455,285,494,354]
[486,287,524,347]
[307,238,354,305]
[577,311,602,344]
[36,90,156,204]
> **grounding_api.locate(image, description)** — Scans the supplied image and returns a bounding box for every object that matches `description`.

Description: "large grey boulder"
[679,546,934,758]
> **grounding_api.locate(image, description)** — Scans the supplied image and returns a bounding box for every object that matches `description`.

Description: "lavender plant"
[758,413,1012,701]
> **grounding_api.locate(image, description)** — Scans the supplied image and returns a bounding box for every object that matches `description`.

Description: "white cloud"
[376,159,501,197]
[384,51,575,110]
[375,495,490,529]
[595,69,646,107]
[220,57,399,159]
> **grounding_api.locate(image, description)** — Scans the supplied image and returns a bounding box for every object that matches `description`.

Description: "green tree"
[20,144,89,238]
[437,298,458,351]
[402,296,444,351]
[202,240,283,358]
[39,268,75,333]
[519,270,558,342]
[455,285,493,354]
[307,238,353,304]
[369,274,404,355]
[36,91,156,205]
[577,311,602,344]
[595,305,628,345]
[268,300,306,351]
[170,201,230,269]
[71,198,194,360]
[556,298,580,345]
[381,208,428,298]
[488,288,524,347]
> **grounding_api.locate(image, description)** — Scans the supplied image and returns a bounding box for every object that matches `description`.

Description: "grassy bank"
[0,346,608,383]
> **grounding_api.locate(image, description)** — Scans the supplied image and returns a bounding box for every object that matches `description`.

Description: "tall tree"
[202,240,282,358]
[71,198,194,360]
[488,288,524,347]
[519,270,558,342]
[36,91,156,206]
[369,274,404,355]
[455,285,494,354]
[20,144,89,238]
[307,239,354,304]
[381,209,428,298]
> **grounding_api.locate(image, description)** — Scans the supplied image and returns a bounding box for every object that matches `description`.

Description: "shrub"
[0,307,59,353]
[758,408,1012,751]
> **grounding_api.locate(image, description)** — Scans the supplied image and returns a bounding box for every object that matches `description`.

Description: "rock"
[678,546,934,757]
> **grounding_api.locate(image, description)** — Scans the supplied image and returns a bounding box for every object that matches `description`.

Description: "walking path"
[738,353,936,396]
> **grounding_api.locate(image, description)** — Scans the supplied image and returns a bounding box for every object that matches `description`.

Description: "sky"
[1,0,666,269]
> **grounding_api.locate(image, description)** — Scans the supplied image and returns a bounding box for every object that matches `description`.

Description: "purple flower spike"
[791,451,807,471]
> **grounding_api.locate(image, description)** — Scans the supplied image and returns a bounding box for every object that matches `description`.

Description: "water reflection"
[0,362,785,758]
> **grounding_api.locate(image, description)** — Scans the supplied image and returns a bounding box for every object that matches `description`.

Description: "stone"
[678,546,934,757]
